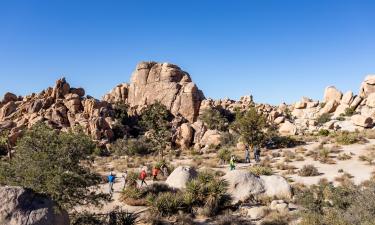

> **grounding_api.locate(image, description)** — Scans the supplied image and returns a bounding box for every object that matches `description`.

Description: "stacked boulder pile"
[0,78,115,146]
[276,75,375,135]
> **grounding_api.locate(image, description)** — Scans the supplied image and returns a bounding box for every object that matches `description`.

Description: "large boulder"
[341,91,354,105]
[351,115,373,128]
[323,86,342,103]
[223,170,265,204]
[2,92,18,104]
[0,101,17,120]
[175,123,194,149]
[259,175,292,200]
[0,186,69,225]
[126,62,205,122]
[366,93,375,108]
[199,129,222,148]
[165,166,197,189]
[360,75,375,98]
[320,100,339,114]
[279,121,297,136]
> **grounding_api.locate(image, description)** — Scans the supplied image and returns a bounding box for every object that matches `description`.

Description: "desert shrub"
[220,131,238,147]
[217,148,232,163]
[317,113,332,125]
[185,171,231,216]
[363,130,375,139]
[260,211,289,225]
[336,116,346,121]
[359,154,375,165]
[0,131,9,156]
[318,129,330,136]
[71,210,138,225]
[111,137,151,156]
[249,165,273,176]
[337,153,352,161]
[231,106,268,147]
[152,192,184,216]
[200,107,228,131]
[297,180,375,225]
[335,131,360,145]
[319,148,331,163]
[266,135,302,149]
[0,123,107,209]
[298,165,320,177]
[139,102,173,158]
[344,107,356,117]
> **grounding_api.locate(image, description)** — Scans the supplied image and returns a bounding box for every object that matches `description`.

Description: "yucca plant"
[152,192,184,216]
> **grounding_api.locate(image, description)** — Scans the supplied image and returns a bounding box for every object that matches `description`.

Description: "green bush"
[296,181,375,225]
[317,113,332,125]
[335,131,360,145]
[298,165,320,177]
[185,171,231,216]
[152,192,184,216]
[200,107,228,131]
[249,165,273,176]
[110,137,151,156]
[344,107,356,117]
[0,123,107,209]
[318,129,330,136]
[217,148,232,163]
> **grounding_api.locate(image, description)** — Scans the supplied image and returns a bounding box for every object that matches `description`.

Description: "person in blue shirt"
[245,145,250,163]
[108,172,115,196]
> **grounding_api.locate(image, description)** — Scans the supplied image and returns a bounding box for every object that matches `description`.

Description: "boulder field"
[1,61,375,150]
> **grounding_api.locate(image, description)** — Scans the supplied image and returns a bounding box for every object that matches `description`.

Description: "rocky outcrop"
[104,62,205,122]
[0,78,115,145]
[360,75,375,98]
[0,186,69,225]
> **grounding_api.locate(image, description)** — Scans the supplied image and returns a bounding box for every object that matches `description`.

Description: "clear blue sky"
[0,0,374,105]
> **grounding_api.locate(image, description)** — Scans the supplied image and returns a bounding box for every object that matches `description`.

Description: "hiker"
[161,165,169,177]
[108,172,115,195]
[152,166,160,181]
[245,145,250,163]
[229,155,236,171]
[122,170,128,189]
[254,145,261,163]
[139,168,148,187]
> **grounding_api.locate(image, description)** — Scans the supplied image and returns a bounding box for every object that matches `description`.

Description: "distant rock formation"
[104,62,205,122]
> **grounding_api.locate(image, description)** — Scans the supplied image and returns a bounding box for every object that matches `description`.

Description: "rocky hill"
[1,62,375,150]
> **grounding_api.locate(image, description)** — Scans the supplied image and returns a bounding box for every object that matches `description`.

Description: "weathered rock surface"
[351,115,373,128]
[324,86,342,103]
[260,175,292,200]
[223,170,265,204]
[279,121,297,136]
[165,166,197,189]
[105,62,205,122]
[0,186,69,225]
[360,75,375,98]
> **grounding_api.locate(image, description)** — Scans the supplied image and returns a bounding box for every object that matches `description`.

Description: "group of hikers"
[107,145,261,194]
[107,164,169,196]
[229,144,261,170]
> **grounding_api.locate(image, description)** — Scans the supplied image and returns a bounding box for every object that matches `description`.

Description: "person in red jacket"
[152,166,160,181]
[139,169,148,187]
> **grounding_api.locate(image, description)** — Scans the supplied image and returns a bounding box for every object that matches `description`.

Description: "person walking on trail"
[229,155,236,171]
[122,170,128,189]
[139,169,148,187]
[108,172,115,195]
[152,166,160,181]
[161,165,169,177]
[245,145,250,163]
[254,145,261,163]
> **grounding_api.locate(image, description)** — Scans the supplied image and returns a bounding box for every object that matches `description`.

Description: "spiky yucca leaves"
[185,171,231,216]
